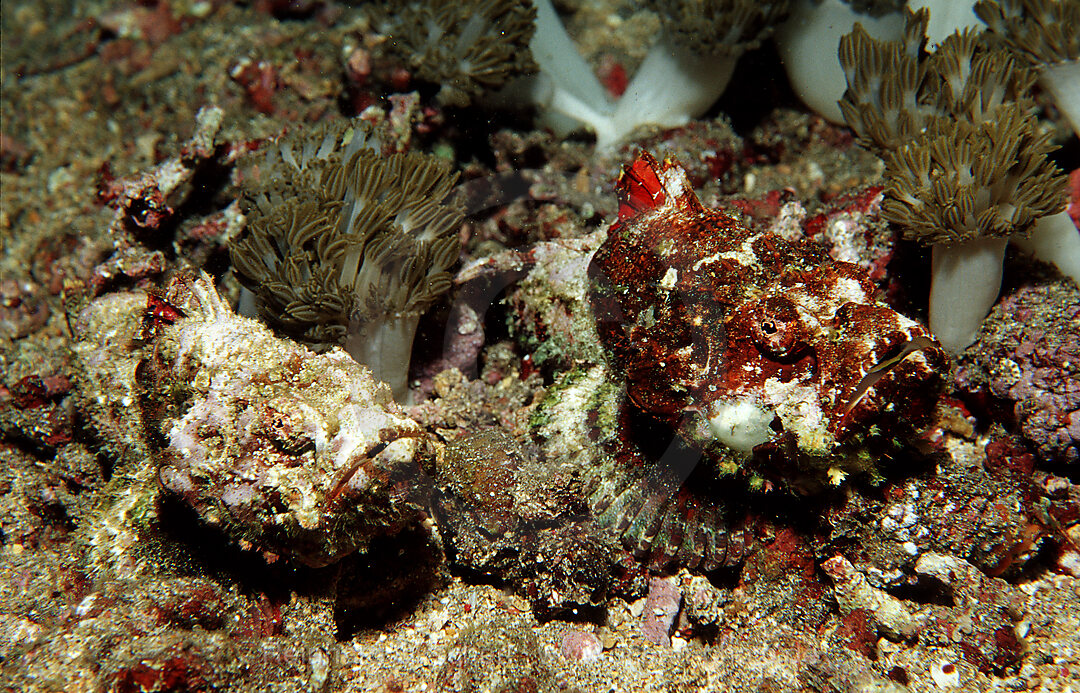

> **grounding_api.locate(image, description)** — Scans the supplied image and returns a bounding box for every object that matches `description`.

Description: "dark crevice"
[154,492,332,602]
[334,525,446,637]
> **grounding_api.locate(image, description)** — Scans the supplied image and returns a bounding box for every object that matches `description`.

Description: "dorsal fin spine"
[616,151,666,221]
[616,151,705,223]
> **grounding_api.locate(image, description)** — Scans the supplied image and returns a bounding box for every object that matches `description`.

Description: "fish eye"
[750,296,805,360]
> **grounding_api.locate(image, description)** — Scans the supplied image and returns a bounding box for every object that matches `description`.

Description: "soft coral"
[529,0,789,150]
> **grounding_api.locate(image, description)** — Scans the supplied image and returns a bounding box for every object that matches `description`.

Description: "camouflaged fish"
[583,152,946,570]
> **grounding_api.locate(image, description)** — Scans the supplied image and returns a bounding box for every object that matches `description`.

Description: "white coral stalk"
[528,0,775,150]
[776,0,906,124]
[346,313,421,405]
[929,237,1008,353]
[529,0,615,138]
[908,0,982,46]
[604,45,738,150]
[1011,210,1080,284]
[1040,60,1080,138]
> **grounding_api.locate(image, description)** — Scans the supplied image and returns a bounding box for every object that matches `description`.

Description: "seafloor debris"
[436,614,556,693]
[3,566,335,692]
[433,428,644,615]
[90,105,255,297]
[912,552,1027,675]
[957,279,1080,464]
[822,554,915,640]
[559,629,603,662]
[70,290,157,471]
[505,231,609,370]
[641,575,682,646]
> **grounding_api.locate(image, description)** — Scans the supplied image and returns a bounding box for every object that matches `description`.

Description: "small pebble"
[641,576,682,647]
[560,630,602,662]
[930,660,960,688]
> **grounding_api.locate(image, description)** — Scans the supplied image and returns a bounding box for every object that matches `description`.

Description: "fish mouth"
[840,336,938,415]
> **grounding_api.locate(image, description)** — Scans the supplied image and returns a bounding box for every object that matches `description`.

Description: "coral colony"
[837,8,1073,352]
[5,0,1080,690]
[529,0,790,149]
[229,121,463,402]
[374,0,538,107]
[977,0,1080,138]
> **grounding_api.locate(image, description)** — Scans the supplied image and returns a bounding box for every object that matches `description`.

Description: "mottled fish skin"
[585,152,946,569]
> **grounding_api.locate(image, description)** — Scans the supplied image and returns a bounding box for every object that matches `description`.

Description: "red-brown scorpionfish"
[585,152,947,570]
